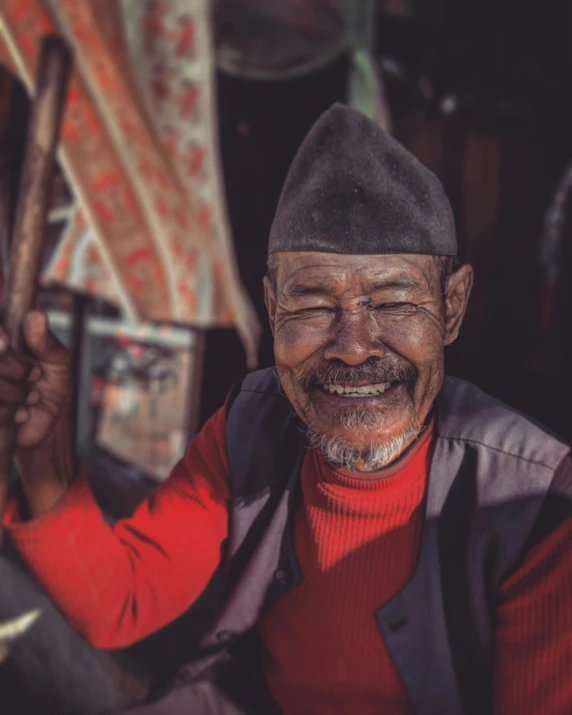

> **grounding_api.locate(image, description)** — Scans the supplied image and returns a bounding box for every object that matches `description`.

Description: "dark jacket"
[124,369,570,715]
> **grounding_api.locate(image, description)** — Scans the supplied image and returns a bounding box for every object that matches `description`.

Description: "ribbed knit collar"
[306,420,434,520]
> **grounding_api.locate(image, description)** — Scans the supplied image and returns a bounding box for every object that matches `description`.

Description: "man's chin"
[313,425,416,452]
[305,421,421,472]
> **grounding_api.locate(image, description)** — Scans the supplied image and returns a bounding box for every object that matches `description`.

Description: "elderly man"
[0,104,570,715]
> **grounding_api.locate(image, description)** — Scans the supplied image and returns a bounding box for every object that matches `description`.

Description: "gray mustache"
[302,358,417,390]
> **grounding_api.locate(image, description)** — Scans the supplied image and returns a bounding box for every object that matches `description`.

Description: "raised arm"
[0,311,230,649]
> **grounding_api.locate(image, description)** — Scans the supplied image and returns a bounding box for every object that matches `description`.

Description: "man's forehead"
[276,251,438,290]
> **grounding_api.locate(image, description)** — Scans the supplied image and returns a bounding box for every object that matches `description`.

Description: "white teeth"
[323,382,390,396]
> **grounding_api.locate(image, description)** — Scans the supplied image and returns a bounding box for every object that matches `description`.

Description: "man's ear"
[443,264,473,346]
[263,276,277,337]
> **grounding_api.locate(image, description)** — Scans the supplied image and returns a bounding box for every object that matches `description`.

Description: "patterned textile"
[0,0,259,364]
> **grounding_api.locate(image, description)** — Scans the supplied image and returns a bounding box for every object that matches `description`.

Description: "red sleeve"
[3,405,230,650]
[493,517,572,714]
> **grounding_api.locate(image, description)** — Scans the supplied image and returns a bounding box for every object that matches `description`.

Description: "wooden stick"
[0,36,72,533]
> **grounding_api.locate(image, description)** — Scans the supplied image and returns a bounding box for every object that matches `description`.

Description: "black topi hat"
[268,103,456,256]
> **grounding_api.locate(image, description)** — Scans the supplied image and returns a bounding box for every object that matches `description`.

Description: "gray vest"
[170,369,569,715]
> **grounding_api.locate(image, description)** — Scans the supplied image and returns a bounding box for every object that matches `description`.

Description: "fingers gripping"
[0,311,71,440]
[0,313,52,424]
[23,311,68,365]
[0,337,30,384]
[0,377,29,405]
[0,363,32,425]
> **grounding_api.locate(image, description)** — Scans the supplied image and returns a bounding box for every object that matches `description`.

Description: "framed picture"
[47,305,201,486]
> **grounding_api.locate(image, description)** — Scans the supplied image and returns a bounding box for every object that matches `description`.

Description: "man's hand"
[0,311,74,517]
[0,311,71,450]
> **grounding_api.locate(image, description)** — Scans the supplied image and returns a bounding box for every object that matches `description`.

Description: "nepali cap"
[268,103,457,256]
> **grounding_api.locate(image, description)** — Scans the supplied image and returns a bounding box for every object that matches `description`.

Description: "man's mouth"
[320,382,392,397]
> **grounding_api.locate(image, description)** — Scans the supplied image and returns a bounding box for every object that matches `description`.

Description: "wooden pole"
[0,69,13,293]
[185,328,206,444]
[0,36,72,532]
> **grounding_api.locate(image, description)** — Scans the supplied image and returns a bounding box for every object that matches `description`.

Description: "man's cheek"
[386,321,443,367]
[400,330,445,405]
[274,322,325,368]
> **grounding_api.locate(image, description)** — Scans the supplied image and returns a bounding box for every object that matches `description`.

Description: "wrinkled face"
[265,252,473,471]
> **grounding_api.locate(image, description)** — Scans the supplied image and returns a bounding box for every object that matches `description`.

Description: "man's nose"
[324,312,386,366]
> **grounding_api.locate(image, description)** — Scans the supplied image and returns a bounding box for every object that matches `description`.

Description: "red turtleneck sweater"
[258,425,431,714]
[4,406,572,714]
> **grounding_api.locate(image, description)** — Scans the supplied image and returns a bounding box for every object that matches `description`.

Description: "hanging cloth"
[0,0,260,365]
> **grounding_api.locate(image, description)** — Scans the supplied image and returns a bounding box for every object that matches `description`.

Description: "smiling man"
[265,251,464,472]
[1,104,572,715]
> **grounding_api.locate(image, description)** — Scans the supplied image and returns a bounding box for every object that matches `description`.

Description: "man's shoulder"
[236,367,282,396]
[438,376,569,471]
[224,368,302,499]
[225,368,286,417]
